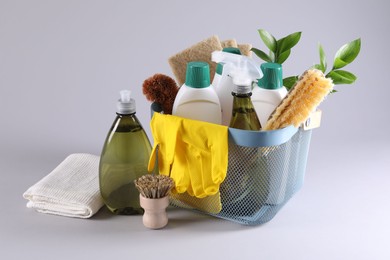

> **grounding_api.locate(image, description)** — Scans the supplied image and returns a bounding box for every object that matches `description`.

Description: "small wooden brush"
[134,175,175,199]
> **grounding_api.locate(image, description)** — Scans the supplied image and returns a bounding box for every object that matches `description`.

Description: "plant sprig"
[284,38,361,90]
[251,29,302,64]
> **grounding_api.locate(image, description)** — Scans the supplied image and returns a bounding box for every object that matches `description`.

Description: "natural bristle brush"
[134,175,175,229]
[142,74,179,115]
[264,69,334,131]
[134,174,175,199]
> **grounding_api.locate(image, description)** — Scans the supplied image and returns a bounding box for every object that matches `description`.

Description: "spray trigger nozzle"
[211,51,262,87]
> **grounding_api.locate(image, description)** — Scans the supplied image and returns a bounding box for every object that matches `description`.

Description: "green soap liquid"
[99,114,152,215]
[229,92,261,130]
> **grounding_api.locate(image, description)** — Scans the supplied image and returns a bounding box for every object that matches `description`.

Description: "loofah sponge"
[264,69,334,130]
[168,35,223,86]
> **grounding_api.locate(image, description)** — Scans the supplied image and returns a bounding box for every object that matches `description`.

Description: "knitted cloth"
[23,153,104,218]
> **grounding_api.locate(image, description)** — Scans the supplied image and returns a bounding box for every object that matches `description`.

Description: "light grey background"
[1,0,389,259]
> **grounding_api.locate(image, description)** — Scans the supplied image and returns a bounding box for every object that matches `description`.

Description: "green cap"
[216,48,242,75]
[222,47,242,55]
[257,63,283,90]
[216,63,224,75]
[185,61,210,88]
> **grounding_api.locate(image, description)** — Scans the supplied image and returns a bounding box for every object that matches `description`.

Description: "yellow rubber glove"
[148,113,191,194]
[169,137,191,194]
[148,113,175,176]
[178,118,228,197]
[148,113,228,198]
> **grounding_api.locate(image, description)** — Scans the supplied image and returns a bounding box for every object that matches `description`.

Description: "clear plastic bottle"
[211,50,262,130]
[99,90,152,215]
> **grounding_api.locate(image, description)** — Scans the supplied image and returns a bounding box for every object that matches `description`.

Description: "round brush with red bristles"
[142,74,179,114]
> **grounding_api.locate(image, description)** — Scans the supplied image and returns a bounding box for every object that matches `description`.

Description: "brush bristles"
[142,74,179,115]
[264,69,334,130]
[134,175,175,199]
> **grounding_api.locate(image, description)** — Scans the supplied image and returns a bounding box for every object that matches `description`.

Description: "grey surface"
[1,0,389,259]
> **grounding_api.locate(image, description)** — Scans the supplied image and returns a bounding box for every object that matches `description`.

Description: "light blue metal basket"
[151,104,314,225]
[170,126,312,225]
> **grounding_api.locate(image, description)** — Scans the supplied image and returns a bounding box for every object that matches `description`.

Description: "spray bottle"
[212,47,243,126]
[211,51,262,130]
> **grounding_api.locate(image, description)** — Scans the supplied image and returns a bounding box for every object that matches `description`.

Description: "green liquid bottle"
[229,84,261,130]
[99,90,152,215]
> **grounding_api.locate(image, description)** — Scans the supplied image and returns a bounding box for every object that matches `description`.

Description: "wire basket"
[169,124,313,226]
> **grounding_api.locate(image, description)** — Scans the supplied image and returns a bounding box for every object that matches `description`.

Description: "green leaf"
[319,43,327,72]
[312,64,324,72]
[333,38,361,69]
[326,70,357,84]
[283,75,299,90]
[251,47,273,62]
[276,49,291,64]
[269,50,275,61]
[277,32,302,55]
[258,29,277,53]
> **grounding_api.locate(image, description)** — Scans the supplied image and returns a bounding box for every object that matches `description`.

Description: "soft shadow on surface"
[91,205,268,231]
[163,207,264,232]
[90,206,117,220]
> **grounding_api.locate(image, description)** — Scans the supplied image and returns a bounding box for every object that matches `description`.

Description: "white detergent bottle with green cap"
[172,61,222,124]
[212,47,242,126]
[252,63,288,126]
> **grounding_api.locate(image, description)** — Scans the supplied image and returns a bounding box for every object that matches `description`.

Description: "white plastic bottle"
[212,47,242,126]
[252,63,288,127]
[172,61,222,124]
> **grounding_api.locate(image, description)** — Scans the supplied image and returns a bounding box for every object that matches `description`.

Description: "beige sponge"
[168,35,223,86]
[221,39,238,48]
[237,43,252,56]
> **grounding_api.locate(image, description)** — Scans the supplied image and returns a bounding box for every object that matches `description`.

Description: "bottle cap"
[216,63,224,75]
[185,61,210,88]
[222,47,242,55]
[257,63,283,90]
[117,90,136,114]
[232,76,253,94]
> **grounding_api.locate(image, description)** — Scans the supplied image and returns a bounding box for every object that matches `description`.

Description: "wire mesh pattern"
[170,128,313,225]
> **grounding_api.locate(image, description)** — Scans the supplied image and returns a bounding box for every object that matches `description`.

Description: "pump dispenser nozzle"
[211,51,262,93]
[120,90,131,102]
[117,89,136,114]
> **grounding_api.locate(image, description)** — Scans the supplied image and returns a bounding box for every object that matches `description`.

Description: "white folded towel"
[23,153,104,218]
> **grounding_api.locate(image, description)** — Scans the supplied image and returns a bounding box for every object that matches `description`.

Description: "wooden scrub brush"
[264,69,334,130]
[135,174,175,229]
